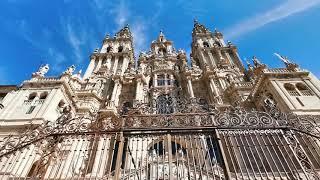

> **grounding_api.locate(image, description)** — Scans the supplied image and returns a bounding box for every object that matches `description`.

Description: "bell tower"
[136,31,187,106]
[190,20,247,106]
[82,25,135,110]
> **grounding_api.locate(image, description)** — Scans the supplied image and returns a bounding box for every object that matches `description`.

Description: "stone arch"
[118,45,123,52]
[39,92,48,100]
[284,83,300,96]
[106,46,112,53]
[28,92,37,100]
[203,41,210,48]
[296,82,313,96]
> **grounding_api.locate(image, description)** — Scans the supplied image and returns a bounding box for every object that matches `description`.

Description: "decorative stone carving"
[32,64,49,77]
[63,65,76,75]
[274,52,299,71]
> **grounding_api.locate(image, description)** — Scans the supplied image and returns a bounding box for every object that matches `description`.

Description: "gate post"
[114,132,124,179]
[215,129,232,180]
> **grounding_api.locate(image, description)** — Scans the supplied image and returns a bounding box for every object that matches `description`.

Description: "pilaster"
[83,57,96,79]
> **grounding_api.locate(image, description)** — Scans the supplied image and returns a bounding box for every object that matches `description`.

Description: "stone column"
[111,80,119,103]
[94,57,103,72]
[207,52,216,68]
[135,78,143,102]
[105,55,112,69]
[186,76,195,98]
[111,79,122,106]
[154,74,157,87]
[170,74,174,86]
[83,57,96,79]
[209,77,222,104]
[200,51,210,68]
[215,49,225,63]
[115,83,122,107]
[121,55,129,75]
[113,56,119,75]
[223,51,234,66]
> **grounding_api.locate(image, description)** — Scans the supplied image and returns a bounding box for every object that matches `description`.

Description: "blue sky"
[1,0,320,85]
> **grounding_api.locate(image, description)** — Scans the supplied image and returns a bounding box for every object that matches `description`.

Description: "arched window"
[203,41,210,48]
[156,94,174,114]
[118,46,123,52]
[39,92,48,100]
[106,46,112,53]
[284,83,300,96]
[215,41,222,47]
[296,83,313,96]
[28,93,37,101]
[158,48,166,55]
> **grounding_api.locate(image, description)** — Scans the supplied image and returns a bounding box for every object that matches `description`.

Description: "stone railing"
[233,82,253,88]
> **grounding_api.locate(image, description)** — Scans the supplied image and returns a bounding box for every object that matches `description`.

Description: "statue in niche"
[94,79,104,95]
[33,64,49,77]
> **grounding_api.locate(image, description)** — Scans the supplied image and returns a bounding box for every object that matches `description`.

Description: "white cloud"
[105,0,149,56]
[224,0,320,39]
[91,0,166,58]
[131,21,148,56]
[15,19,68,73]
[66,23,85,63]
[115,1,129,28]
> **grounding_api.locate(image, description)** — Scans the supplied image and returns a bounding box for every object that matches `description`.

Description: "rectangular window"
[26,106,36,114]
[157,75,165,86]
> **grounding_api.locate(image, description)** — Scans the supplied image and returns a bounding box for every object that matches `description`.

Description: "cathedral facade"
[0,21,320,179]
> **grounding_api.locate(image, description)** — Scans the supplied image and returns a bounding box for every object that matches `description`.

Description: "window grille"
[26,105,36,114]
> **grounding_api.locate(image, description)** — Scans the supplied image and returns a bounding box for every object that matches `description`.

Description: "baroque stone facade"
[0,21,320,179]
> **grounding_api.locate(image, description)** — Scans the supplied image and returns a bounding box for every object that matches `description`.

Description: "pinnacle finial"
[193,18,199,26]
[158,29,166,42]
[274,52,299,70]
[252,56,263,67]
[159,29,164,36]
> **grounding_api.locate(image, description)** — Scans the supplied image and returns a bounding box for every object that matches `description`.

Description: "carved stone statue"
[274,53,299,70]
[252,56,262,68]
[64,65,76,75]
[72,69,82,79]
[32,64,49,77]
[246,60,254,71]
[56,105,74,125]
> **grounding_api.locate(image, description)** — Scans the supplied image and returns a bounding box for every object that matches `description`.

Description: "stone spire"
[192,20,211,35]
[32,64,49,78]
[115,24,132,39]
[252,56,264,68]
[158,30,166,42]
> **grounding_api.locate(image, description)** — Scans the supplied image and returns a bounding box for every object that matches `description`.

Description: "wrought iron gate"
[0,103,320,179]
